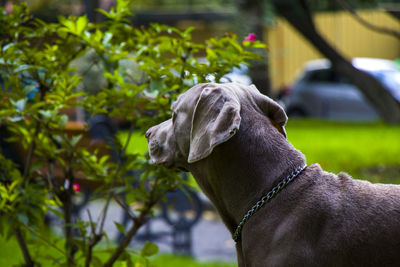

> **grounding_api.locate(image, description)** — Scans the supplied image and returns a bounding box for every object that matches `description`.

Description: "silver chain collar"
[232,164,307,242]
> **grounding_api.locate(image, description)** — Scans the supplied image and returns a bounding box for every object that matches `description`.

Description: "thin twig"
[85,209,102,267]
[20,223,70,259]
[84,120,136,265]
[103,195,158,267]
[87,209,96,237]
[114,195,138,221]
[79,58,100,77]
[46,160,58,194]
[97,192,113,235]
[96,121,136,235]
[15,227,34,267]
[22,122,40,184]
[336,0,400,40]
[14,91,44,267]
[63,161,77,266]
[103,175,171,266]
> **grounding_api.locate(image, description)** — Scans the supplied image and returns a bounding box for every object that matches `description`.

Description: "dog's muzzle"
[146,119,178,168]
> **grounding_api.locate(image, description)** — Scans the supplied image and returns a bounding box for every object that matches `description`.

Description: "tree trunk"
[272,0,400,124]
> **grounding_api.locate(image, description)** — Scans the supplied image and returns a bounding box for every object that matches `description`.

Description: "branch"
[85,210,103,267]
[20,223,70,259]
[22,122,40,184]
[15,227,34,267]
[114,195,138,221]
[63,161,78,266]
[79,57,100,77]
[336,0,400,40]
[103,174,172,266]
[299,0,315,30]
[103,196,158,267]
[272,0,317,34]
[95,121,136,236]
[84,121,137,266]
[14,106,44,267]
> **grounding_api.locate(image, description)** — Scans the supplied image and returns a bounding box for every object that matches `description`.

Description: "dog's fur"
[146,83,400,267]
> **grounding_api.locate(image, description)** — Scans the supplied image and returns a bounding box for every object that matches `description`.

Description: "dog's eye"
[172,111,177,123]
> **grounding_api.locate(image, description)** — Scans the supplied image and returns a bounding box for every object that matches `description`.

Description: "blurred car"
[194,58,252,85]
[211,64,252,85]
[284,58,400,121]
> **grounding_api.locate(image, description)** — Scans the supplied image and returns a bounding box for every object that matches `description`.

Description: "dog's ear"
[188,86,241,163]
[249,85,288,138]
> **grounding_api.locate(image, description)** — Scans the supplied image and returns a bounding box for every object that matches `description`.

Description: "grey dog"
[146,83,400,267]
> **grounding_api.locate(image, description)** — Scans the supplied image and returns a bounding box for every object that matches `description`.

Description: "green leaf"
[229,39,243,53]
[17,213,29,225]
[59,114,68,127]
[2,42,15,52]
[76,16,88,36]
[12,99,26,112]
[252,41,268,49]
[206,48,217,61]
[114,221,126,233]
[29,160,46,173]
[5,226,15,241]
[14,64,32,73]
[39,110,53,119]
[140,241,158,257]
[92,256,103,266]
[103,32,113,46]
[70,134,82,147]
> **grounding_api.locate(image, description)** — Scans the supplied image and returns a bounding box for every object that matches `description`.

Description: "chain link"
[232,164,307,242]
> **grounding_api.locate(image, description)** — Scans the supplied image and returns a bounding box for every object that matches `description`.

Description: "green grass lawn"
[286,120,400,183]
[118,131,149,155]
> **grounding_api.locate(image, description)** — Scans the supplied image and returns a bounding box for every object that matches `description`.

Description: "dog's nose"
[145,128,152,139]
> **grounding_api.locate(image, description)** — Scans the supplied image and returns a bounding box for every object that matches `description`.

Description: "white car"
[284,58,400,121]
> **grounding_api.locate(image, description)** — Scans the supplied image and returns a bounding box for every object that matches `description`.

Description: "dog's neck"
[188,114,306,234]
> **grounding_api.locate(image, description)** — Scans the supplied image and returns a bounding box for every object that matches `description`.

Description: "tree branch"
[15,227,34,267]
[22,122,40,185]
[114,195,138,221]
[85,210,103,267]
[103,196,157,267]
[336,0,400,40]
[20,223,70,259]
[84,121,137,266]
[95,121,136,236]
[102,174,169,267]
[62,154,78,266]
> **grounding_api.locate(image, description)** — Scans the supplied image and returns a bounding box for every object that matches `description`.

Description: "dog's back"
[242,164,400,267]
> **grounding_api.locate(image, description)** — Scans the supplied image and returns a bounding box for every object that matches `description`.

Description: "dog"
[146,83,400,267]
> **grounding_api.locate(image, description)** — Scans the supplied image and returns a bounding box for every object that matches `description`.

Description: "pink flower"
[73,183,81,193]
[244,33,257,42]
[5,2,14,14]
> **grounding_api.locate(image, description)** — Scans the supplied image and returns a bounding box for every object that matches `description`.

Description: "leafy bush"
[0,1,265,266]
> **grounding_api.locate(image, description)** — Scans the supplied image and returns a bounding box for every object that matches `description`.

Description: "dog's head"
[146,83,287,169]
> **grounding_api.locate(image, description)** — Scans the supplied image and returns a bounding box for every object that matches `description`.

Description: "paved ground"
[192,213,236,261]
[78,198,237,263]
